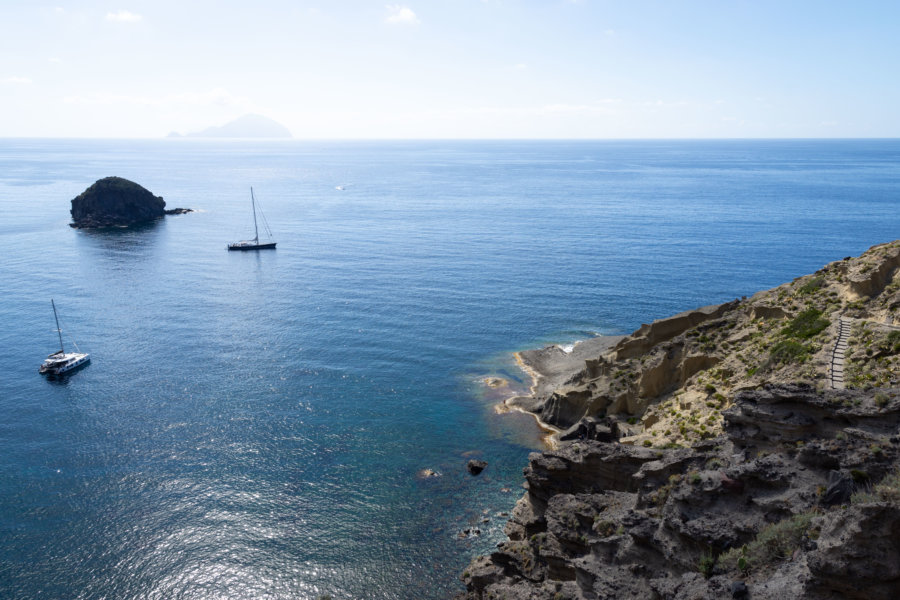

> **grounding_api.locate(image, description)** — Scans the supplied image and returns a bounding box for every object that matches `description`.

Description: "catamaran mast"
[51,299,64,354]
[251,187,259,244]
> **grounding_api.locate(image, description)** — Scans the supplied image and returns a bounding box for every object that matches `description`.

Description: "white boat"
[227,187,276,251]
[39,299,90,376]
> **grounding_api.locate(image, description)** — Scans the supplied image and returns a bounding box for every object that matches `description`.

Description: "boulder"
[164,207,194,215]
[467,459,488,475]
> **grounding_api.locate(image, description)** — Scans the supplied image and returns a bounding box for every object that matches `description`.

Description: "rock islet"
[70,176,193,228]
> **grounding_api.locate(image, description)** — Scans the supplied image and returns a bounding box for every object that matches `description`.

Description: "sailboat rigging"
[39,299,90,375]
[227,187,277,250]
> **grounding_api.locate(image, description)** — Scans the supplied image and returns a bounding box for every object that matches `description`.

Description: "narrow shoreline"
[501,335,625,443]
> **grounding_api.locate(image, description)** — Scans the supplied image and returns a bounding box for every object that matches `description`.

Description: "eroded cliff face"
[519,241,900,448]
[459,241,900,599]
[458,385,900,600]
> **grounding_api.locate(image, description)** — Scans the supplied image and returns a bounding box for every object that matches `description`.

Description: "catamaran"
[227,187,276,250]
[39,300,90,375]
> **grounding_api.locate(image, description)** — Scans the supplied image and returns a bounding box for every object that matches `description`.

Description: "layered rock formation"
[507,241,900,447]
[459,241,900,599]
[70,177,192,228]
[460,385,900,599]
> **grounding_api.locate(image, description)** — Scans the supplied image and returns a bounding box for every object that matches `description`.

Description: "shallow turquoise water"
[1,139,899,599]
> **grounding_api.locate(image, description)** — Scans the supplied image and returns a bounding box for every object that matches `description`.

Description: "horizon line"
[2,136,899,142]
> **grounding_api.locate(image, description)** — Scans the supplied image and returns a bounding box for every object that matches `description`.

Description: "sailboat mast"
[51,299,64,354]
[250,187,259,244]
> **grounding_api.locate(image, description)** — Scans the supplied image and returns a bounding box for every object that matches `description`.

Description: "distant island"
[70,176,193,229]
[167,114,292,139]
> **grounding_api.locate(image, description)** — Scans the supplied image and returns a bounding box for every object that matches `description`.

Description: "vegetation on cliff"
[520,240,900,449]
[458,241,900,600]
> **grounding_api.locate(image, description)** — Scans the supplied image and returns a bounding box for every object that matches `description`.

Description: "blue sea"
[1,139,899,599]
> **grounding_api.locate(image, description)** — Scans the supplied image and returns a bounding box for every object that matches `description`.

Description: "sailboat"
[227,187,277,250]
[39,300,91,375]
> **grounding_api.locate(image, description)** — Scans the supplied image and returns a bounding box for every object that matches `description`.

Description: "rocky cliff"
[508,240,900,446]
[458,241,900,599]
[70,177,191,228]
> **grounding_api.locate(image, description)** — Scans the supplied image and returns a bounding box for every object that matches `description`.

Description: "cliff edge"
[508,240,900,446]
[459,241,900,599]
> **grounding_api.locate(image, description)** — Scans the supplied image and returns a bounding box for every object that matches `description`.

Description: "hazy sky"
[1,1,898,138]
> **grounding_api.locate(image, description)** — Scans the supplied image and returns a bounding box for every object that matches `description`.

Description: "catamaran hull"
[227,243,277,251]
[39,354,91,375]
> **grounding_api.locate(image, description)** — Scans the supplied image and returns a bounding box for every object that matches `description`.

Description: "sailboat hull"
[227,242,277,251]
[41,300,90,377]
[228,188,276,250]
[39,352,91,375]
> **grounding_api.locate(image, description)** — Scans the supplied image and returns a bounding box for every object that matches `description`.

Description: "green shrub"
[706,457,724,470]
[698,550,715,578]
[798,275,826,295]
[769,340,812,364]
[851,469,900,505]
[781,308,830,339]
[593,519,616,537]
[717,512,818,575]
[886,330,900,353]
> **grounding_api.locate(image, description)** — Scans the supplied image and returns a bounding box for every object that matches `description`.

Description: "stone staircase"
[830,317,851,390]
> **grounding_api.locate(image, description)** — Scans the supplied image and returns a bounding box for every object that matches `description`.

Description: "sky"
[1,1,899,138]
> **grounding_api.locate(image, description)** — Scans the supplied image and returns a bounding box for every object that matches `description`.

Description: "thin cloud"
[105,10,143,23]
[424,102,621,119]
[385,5,420,25]
[541,103,618,115]
[62,88,250,108]
[1,77,32,84]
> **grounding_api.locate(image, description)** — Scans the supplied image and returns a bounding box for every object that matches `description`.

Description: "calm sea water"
[1,139,899,599]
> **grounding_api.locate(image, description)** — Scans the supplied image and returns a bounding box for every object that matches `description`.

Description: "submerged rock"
[70,177,176,228]
[467,460,488,475]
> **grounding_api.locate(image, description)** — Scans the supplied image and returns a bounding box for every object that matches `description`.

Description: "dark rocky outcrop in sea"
[467,460,488,476]
[69,176,192,228]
